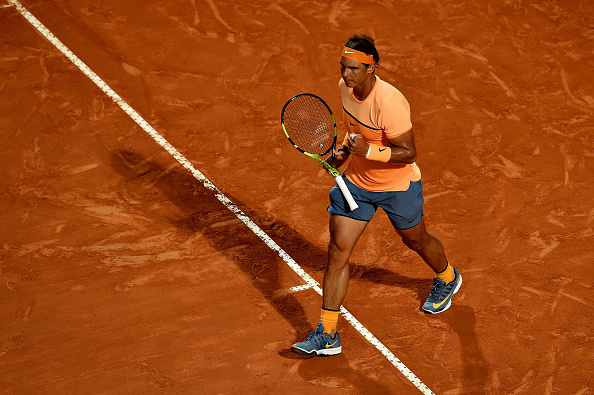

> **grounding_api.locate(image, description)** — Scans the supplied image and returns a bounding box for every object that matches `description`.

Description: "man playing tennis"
[291,34,462,356]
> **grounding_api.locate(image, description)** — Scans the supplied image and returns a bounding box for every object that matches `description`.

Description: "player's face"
[340,57,373,88]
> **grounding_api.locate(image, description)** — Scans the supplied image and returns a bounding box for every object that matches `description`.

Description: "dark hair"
[345,34,379,65]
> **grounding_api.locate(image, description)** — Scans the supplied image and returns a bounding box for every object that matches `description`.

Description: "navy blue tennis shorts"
[327,176,424,230]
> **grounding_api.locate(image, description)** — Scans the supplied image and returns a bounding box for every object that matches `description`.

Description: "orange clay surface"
[1,1,593,394]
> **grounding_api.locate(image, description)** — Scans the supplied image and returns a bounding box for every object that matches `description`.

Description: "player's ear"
[367,63,378,74]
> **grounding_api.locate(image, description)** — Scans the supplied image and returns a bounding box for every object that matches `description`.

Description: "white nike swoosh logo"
[344,50,355,54]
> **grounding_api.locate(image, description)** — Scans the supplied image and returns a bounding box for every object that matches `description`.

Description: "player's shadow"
[108,149,429,323]
[108,150,314,337]
[297,353,401,394]
[432,305,489,394]
[109,150,482,391]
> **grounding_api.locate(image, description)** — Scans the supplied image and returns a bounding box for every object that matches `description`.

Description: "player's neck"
[353,74,376,101]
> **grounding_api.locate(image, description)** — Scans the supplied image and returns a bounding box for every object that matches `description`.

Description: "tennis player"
[291,34,462,356]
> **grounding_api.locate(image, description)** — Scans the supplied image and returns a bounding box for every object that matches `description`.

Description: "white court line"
[289,284,313,293]
[7,1,434,393]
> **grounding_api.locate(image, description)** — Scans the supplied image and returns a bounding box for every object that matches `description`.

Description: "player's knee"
[328,238,347,256]
[401,235,426,252]
[328,238,352,262]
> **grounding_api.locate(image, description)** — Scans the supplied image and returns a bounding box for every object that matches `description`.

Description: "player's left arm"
[385,128,417,163]
[348,128,417,164]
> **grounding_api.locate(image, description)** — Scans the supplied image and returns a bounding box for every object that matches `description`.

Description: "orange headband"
[341,46,375,64]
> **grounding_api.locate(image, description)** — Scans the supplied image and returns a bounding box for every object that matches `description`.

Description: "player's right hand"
[324,149,349,173]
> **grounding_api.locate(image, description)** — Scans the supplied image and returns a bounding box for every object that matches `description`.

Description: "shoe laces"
[427,278,447,302]
[305,324,325,341]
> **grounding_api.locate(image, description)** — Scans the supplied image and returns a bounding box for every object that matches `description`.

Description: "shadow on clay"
[109,150,467,391]
[430,305,489,394]
[109,150,429,312]
[297,353,401,394]
[109,149,314,337]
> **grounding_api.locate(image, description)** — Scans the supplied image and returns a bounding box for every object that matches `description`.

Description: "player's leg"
[291,215,367,356]
[291,178,373,356]
[395,215,462,314]
[382,181,462,314]
[323,214,368,314]
[395,217,447,273]
[323,176,374,323]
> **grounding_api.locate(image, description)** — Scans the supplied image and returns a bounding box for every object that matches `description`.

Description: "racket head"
[281,93,337,157]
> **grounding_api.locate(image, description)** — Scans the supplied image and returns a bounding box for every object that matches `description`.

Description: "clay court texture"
[1,0,593,394]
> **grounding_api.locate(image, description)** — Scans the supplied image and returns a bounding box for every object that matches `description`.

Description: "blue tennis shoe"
[291,322,342,356]
[423,267,462,314]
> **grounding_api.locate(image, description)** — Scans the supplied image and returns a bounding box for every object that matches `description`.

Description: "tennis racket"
[281,93,358,211]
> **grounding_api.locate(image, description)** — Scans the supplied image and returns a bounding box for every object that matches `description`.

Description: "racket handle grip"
[334,175,359,211]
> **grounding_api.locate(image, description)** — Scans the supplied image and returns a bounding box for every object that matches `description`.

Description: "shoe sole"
[423,274,463,314]
[291,345,342,356]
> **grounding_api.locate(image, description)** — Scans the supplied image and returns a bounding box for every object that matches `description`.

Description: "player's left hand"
[347,133,369,156]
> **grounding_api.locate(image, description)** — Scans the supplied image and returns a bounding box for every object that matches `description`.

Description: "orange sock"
[320,308,339,335]
[436,263,455,284]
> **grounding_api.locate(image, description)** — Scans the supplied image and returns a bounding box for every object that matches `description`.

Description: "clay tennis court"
[1,0,593,393]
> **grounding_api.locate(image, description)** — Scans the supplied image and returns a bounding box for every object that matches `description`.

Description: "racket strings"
[282,95,335,155]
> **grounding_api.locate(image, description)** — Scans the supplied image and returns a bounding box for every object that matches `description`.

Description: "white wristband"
[365,144,372,158]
